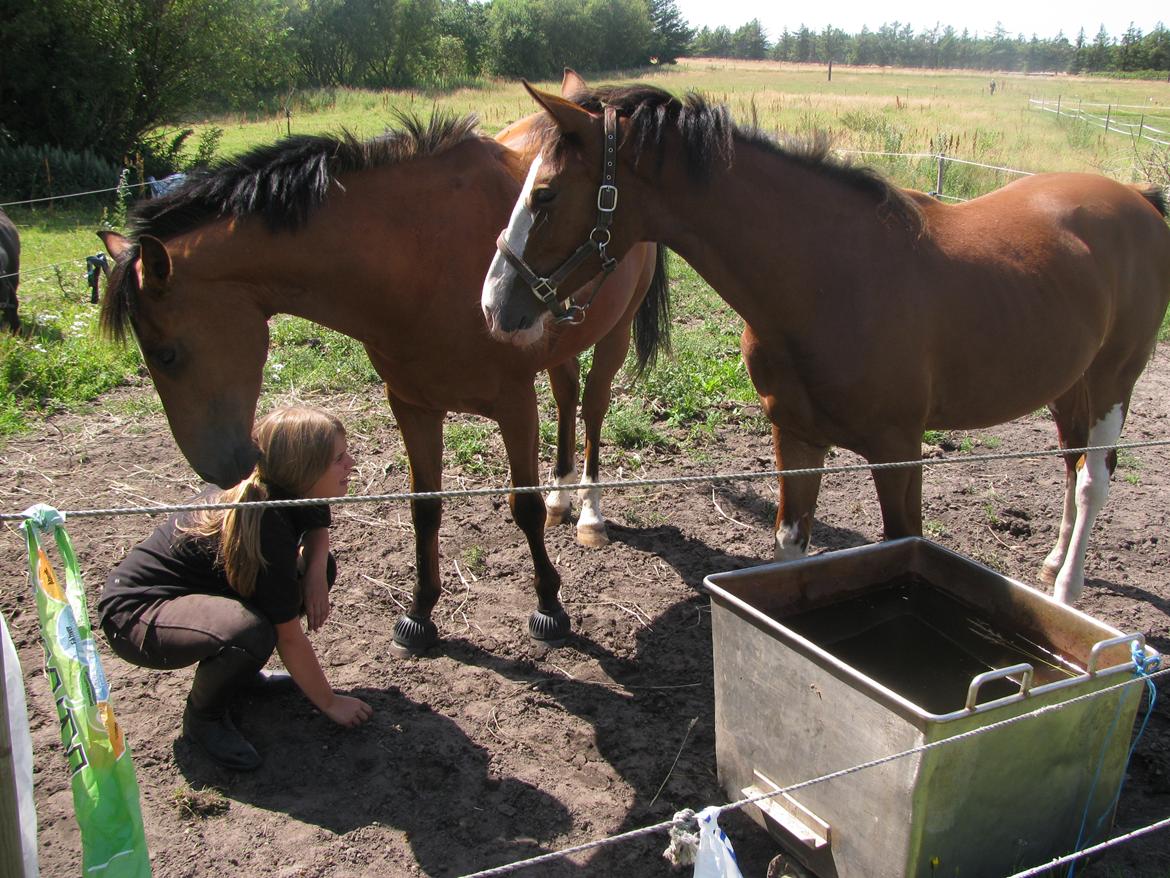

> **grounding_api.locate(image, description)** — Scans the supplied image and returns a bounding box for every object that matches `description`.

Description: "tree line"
[1,0,1167,197]
[693,20,1170,75]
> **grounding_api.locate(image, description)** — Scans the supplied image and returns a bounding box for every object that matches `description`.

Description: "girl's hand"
[303,571,330,632]
[324,695,373,727]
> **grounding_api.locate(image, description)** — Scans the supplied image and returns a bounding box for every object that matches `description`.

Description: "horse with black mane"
[0,207,21,333]
[481,81,1170,605]
[98,73,669,653]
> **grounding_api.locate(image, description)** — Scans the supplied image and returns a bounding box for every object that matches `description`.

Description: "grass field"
[3,61,1169,444]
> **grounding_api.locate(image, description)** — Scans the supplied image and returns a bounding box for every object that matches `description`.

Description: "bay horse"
[97,76,669,654]
[0,207,21,333]
[481,82,1170,605]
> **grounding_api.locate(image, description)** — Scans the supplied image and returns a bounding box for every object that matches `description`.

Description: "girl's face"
[305,432,355,499]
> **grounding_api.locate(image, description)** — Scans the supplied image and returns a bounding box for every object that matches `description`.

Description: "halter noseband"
[495,105,619,325]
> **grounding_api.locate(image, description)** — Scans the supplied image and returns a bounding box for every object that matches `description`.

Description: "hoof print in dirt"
[390,614,440,657]
[528,607,571,644]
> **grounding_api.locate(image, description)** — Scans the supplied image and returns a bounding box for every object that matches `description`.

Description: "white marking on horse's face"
[482,155,545,345]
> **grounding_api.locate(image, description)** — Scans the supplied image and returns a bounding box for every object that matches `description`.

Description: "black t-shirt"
[98,495,331,627]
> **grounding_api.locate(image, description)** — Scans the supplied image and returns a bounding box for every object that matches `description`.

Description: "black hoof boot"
[391,614,439,657]
[182,705,262,771]
[528,607,571,645]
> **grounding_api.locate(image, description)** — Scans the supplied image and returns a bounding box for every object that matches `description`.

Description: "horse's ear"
[138,235,172,288]
[98,230,133,262]
[522,81,597,142]
[560,68,588,98]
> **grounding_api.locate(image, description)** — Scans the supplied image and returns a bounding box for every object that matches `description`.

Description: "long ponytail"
[177,406,343,596]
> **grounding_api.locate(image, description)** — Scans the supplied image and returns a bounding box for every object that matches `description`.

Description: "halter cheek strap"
[495,106,620,325]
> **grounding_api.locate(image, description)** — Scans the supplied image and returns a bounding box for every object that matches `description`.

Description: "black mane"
[540,84,922,230]
[101,112,481,341]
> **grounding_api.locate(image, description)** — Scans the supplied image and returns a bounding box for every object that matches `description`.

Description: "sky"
[672,1,1167,41]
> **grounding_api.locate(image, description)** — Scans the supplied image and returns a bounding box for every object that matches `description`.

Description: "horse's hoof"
[1038,563,1060,587]
[390,615,439,658]
[546,507,571,527]
[528,607,571,644]
[576,523,609,548]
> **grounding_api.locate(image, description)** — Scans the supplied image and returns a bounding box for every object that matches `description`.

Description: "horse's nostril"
[517,314,534,331]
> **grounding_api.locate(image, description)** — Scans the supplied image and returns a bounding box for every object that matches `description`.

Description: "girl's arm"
[274,619,372,727]
[301,527,331,631]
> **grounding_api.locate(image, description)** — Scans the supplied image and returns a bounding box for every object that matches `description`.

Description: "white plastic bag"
[693,806,744,878]
[3,610,40,877]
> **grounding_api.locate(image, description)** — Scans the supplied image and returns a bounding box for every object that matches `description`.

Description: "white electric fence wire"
[4,439,1169,522]
[0,257,89,282]
[1004,815,1170,878]
[0,179,151,209]
[456,666,1170,878]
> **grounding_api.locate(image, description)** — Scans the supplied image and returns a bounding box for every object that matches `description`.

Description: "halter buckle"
[597,185,618,212]
[532,277,559,304]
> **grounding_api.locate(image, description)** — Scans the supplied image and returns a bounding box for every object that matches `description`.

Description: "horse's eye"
[150,346,178,368]
[531,186,556,208]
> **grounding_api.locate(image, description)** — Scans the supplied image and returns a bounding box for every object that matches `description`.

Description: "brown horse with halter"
[97,73,669,654]
[481,82,1170,605]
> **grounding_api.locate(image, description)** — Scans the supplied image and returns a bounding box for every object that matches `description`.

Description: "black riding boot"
[183,645,265,771]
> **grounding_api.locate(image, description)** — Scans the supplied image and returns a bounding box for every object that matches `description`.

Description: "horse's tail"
[632,244,672,376]
[1132,183,1168,218]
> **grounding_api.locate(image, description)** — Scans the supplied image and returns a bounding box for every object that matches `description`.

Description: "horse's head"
[99,230,269,488]
[482,83,643,346]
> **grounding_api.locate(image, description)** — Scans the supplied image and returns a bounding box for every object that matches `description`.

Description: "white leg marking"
[576,474,609,547]
[1053,404,1123,604]
[481,155,545,345]
[775,523,807,561]
[545,467,577,521]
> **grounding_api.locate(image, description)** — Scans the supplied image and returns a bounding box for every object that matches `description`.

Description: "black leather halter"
[495,106,619,325]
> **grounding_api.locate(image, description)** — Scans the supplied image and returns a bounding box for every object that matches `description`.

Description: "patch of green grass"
[1117,448,1142,485]
[602,402,672,450]
[461,544,487,576]
[265,317,380,392]
[444,421,501,476]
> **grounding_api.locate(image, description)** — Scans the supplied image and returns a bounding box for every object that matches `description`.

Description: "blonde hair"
[178,406,345,596]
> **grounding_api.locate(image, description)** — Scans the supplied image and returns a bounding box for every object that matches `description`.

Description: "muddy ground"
[2,348,1168,878]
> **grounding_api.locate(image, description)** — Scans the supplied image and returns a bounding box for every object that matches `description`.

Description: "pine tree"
[647,0,694,63]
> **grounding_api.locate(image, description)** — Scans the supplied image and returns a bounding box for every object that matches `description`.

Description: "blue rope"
[1068,641,1161,878]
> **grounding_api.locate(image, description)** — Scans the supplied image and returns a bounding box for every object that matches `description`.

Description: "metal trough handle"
[965,663,1034,710]
[1088,633,1146,675]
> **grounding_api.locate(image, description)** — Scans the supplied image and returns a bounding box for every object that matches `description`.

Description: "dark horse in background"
[481,82,1170,606]
[98,74,669,654]
[0,207,20,332]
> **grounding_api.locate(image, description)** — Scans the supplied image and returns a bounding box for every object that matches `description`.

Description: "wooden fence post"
[1104,105,1112,132]
[1056,95,1061,115]
[934,153,947,200]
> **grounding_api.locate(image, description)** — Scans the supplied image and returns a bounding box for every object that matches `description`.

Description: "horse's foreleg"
[497,386,569,642]
[546,359,581,526]
[386,394,445,655]
[869,438,924,542]
[772,427,828,559]
[1041,462,1079,587]
[576,325,633,548]
[1052,403,1124,604]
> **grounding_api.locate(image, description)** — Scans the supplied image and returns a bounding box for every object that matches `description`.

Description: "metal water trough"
[703,537,1153,878]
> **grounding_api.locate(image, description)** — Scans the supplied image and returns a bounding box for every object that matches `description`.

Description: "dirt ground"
[2,347,1169,878]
